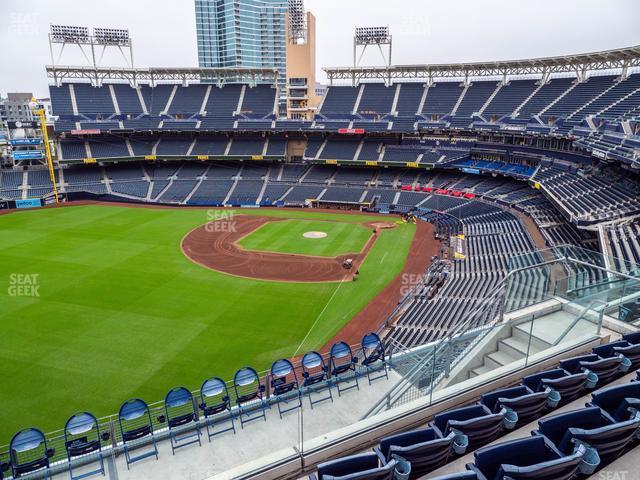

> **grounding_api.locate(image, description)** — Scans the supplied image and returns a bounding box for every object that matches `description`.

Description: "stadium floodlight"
[48,25,135,70]
[353,26,392,68]
[93,27,131,46]
[50,25,90,43]
[354,26,391,46]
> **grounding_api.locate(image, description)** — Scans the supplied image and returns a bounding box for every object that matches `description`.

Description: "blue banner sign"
[11,138,42,146]
[12,151,44,160]
[16,198,42,209]
[461,167,481,175]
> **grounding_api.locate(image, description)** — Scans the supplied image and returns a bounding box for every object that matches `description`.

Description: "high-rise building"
[195,0,288,95]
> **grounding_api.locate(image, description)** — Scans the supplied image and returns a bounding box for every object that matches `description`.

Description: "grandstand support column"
[417,84,430,115]
[391,83,401,115]
[200,85,212,115]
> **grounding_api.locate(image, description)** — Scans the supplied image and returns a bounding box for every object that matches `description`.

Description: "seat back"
[270,358,299,395]
[498,446,583,480]
[380,429,454,477]
[316,452,396,480]
[64,412,102,458]
[233,367,264,404]
[472,436,582,480]
[302,351,329,386]
[481,386,547,424]
[434,405,505,449]
[591,382,640,421]
[567,417,640,461]
[200,377,231,416]
[579,357,623,385]
[330,341,357,377]
[361,332,385,366]
[165,386,196,429]
[560,354,599,374]
[9,428,50,477]
[118,398,153,443]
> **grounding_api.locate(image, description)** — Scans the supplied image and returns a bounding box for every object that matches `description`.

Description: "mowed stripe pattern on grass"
[237,219,372,257]
[0,205,415,442]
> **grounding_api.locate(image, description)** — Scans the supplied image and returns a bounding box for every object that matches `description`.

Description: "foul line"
[293,274,348,356]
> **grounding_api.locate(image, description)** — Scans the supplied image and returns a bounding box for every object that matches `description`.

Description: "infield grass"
[0,205,415,442]
[237,219,372,257]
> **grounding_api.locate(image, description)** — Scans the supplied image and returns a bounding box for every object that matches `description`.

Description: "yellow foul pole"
[34,107,59,205]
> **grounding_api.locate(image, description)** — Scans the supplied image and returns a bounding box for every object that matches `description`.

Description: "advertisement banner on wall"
[0,200,8,211]
[15,198,42,209]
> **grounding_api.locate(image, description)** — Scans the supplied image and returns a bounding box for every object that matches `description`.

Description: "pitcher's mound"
[303,231,328,239]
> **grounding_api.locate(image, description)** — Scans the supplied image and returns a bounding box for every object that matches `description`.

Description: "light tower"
[353,26,392,67]
[48,25,134,85]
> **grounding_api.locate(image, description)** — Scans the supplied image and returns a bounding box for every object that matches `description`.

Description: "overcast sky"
[1,0,639,97]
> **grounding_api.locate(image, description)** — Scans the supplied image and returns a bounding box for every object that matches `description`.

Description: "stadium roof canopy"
[46,65,279,86]
[323,45,640,84]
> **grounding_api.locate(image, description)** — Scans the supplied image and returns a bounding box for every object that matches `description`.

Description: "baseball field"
[0,204,418,442]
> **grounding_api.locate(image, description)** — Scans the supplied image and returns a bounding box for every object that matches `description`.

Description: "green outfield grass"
[237,219,372,257]
[0,205,415,443]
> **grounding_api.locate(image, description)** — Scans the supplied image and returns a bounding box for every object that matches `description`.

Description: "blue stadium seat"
[301,351,333,408]
[431,405,509,454]
[9,428,53,479]
[521,368,588,406]
[309,452,397,480]
[429,473,477,480]
[534,406,640,464]
[269,359,302,417]
[117,399,159,469]
[199,377,236,441]
[329,341,360,396]
[375,428,455,479]
[64,412,106,479]
[233,367,267,428]
[589,381,640,422]
[468,436,584,480]
[593,340,640,372]
[480,385,550,426]
[360,333,389,385]
[560,354,624,388]
[162,387,202,454]
[623,331,640,345]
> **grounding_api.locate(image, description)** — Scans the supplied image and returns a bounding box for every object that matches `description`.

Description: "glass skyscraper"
[195,0,287,92]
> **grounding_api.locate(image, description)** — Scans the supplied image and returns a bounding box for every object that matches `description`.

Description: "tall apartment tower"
[285,0,319,119]
[195,0,288,95]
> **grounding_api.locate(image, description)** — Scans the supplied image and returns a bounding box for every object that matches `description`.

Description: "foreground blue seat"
[429,473,477,480]
[301,351,333,408]
[589,381,640,422]
[199,377,235,440]
[118,399,158,469]
[534,406,640,464]
[522,368,588,406]
[593,340,640,372]
[269,358,302,417]
[309,452,396,480]
[330,341,360,395]
[361,332,389,384]
[480,385,549,426]
[560,354,623,388]
[163,387,202,454]
[431,405,510,454]
[233,367,267,428]
[10,428,53,479]
[468,436,584,480]
[374,427,455,479]
[64,412,106,479]
[623,331,640,345]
